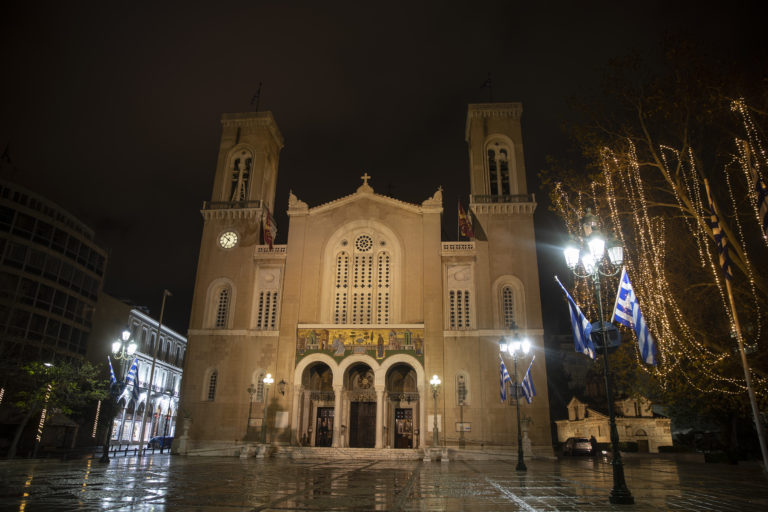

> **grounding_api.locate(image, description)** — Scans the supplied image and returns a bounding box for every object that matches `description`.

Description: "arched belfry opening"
[298,362,334,447]
[344,363,376,448]
[385,363,419,449]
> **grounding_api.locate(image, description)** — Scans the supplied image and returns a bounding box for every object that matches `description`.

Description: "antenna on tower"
[250,82,263,111]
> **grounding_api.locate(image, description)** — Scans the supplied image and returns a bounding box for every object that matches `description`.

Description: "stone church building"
[177,103,552,456]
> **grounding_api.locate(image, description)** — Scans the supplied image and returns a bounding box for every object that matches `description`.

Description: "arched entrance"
[385,363,419,449]
[299,362,334,447]
[344,363,376,448]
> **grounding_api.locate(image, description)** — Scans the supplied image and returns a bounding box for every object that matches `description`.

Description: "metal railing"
[202,200,263,210]
[471,194,533,204]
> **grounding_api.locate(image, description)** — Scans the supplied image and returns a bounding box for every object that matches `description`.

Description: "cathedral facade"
[178,103,552,455]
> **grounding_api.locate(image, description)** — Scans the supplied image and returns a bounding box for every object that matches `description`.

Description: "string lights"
[552,103,768,399]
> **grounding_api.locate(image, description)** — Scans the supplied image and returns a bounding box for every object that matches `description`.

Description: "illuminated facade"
[178,104,552,456]
[107,308,186,444]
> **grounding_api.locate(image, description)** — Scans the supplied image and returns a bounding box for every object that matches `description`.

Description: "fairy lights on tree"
[551,99,768,399]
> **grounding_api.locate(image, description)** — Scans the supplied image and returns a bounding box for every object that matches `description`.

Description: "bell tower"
[465,103,527,199]
[209,111,284,212]
[464,102,541,332]
[188,111,284,332]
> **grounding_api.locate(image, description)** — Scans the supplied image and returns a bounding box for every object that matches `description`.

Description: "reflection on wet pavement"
[1,454,767,511]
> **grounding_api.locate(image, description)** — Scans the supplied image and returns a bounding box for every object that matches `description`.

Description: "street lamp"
[499,332,531,472]
[246,383,257,440]
[101,328,137,463]
[562,209,634,505]
[261,373,274,444]
[429,374,441,447]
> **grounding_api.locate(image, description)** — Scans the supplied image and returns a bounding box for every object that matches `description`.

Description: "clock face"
[218,231,238,249]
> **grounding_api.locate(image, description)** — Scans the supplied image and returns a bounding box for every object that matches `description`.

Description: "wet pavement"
[1,453,767,511]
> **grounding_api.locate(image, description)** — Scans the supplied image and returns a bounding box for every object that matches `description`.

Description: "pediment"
[288,181,443,217]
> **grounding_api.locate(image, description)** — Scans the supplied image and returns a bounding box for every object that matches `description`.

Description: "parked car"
[147,436,173,449]
[562,437,593,456]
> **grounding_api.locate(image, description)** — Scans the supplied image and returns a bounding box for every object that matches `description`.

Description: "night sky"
[1,1,763,334]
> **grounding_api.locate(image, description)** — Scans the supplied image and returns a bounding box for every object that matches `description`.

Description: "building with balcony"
[88,293,186,445]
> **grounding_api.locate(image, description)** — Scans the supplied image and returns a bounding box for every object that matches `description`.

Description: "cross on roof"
[360,172,371,186]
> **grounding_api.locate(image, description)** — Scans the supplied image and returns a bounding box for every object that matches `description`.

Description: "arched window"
[502,286,515,329]
[493,276,525,330]
[486,139,515,196]
[229,149,253,202]
[207,370,218,401]
[333,234,391,325]
[215,287,230,328]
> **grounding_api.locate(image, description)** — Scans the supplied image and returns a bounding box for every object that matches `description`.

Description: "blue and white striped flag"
[520,356,536,404]
[704,179,734,281]
[500,358,512,402]
[555,276,595,359]
[107,355,117,386]
[124,358,138,387]
[124,358,140,400]
[612,268,658,365]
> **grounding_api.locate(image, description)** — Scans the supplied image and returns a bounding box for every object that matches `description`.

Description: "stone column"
[332,385,342,448]
[116,405,128,441]
[418,385,426,449]
[375,387,385,449]
[290,385,301,444]
[129,404,139,442]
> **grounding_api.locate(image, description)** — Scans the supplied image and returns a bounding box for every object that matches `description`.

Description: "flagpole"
[457,200,460,241]
[137,289,171,456]
[724,277,768,473]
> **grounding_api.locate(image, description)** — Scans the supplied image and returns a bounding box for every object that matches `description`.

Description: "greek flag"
[124,358,140,400]
[107,356,117,386]
[704,180,733,281]
[612,268,658,365]
[555,276,595,359]
[520,356,536,404]
[124,358,138,387]
[500,358,512,402]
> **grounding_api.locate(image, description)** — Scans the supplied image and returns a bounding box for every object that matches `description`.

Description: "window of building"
[229,149,253,202]
[502,286,515,329]
[256,290,279,329]
[207,370,218,401]
[333,234,391,325]
[494,276,525,330]
[486,140,514,196]
[448,289,472,329]
[215,287,230,328]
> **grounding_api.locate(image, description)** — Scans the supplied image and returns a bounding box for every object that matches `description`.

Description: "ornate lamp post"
[100,328,136,463]
[429,374,441,447]
[563,209,633,504]
[261,373,274,443]
[499,333,530,471]
[246,383,257,439]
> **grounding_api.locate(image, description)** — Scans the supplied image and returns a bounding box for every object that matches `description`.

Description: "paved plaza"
[1,453,767,511]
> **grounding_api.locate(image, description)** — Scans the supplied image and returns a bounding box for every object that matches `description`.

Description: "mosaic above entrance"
[296,327,424,364]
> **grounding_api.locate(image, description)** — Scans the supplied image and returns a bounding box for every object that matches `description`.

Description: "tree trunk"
[6,406,40,459]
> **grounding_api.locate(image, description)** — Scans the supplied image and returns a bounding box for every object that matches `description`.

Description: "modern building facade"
[0,179,107,362]
[178,103,552,456]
